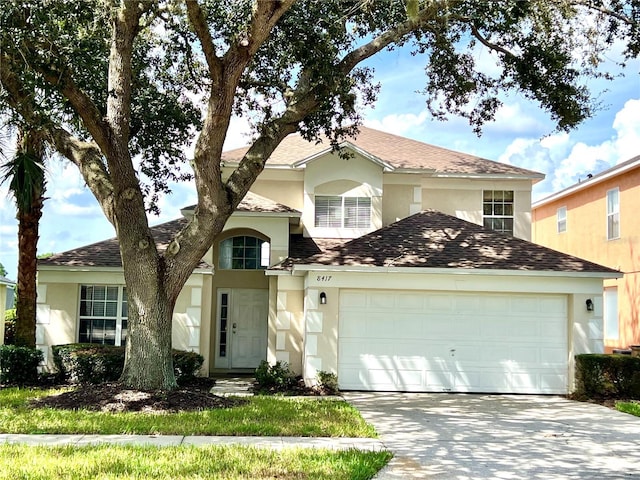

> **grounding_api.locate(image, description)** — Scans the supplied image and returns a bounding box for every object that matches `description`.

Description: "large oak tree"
[1,0,637,390]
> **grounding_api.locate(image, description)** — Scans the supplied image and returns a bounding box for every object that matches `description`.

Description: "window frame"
[606,188,620,240]
[482,190,514,235]
[557,206,567,233]
[314,195,371,229]
[78,285,128,346]
[219,235,269,270]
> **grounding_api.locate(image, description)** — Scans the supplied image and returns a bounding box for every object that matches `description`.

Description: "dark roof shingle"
[273,211,618,274]
[38,219,213,269]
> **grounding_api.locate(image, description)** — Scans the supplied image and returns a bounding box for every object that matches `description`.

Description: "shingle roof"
[40,192,301,269]
[272,210,618,274]
[222,126,544,178]
[38,218,202,269]
[183,191,300,215]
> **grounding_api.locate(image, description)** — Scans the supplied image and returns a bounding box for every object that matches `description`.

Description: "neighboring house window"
[604,287,619,340]
[483,190,514,235]
[607,188,620,240]
[219,236,269,269]
[557,206,567,233]
[79,285,127,346]
[315,196,371,228]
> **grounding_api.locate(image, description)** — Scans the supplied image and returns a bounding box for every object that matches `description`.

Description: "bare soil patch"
[29,377,245,413]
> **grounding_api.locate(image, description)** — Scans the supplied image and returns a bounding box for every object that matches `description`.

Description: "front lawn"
[616,401,640,417]
[0,387,376,437]
[0,444,392,480]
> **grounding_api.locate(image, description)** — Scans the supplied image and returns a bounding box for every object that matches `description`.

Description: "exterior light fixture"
[320,292,327,305]
[586,299,594,311]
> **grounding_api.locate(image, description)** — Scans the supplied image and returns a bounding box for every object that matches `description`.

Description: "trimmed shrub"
[575,354,640,399]
[3,309,16,345]
[255,360,297,392]
[52,344,124,384]
[317,370,339,394]
[0,345,43,385]
[52,343,204,385]
[173,349,205,384]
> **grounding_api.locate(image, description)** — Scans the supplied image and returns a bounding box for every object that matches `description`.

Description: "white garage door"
[338,290,568,394]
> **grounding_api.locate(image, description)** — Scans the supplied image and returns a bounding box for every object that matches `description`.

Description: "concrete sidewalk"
[0,433,386,451]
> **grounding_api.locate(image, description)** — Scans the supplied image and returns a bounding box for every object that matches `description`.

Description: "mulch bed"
[28,377,246,413]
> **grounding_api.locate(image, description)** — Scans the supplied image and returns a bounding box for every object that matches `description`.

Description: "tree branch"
[339,1,451,73]
[185,0,223,85]
[49,127,116,224]
[1,53,116,224]
[570,0,636,24]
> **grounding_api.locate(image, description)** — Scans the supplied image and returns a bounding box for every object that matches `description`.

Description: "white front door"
[229,289,268,369]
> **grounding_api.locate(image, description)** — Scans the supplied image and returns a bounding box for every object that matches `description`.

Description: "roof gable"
[276,210,618,274]
[222,126,543,179]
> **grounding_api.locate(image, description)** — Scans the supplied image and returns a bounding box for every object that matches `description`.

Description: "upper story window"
[79,285,127,346]
[557,206,567,233]
[483,190,514,235]
[315,196,371,228]
[607,188,620,240]
[219,236,269,270]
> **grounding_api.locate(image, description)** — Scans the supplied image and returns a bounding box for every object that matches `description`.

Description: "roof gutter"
[533,157,640,208]
[289,264,622,279]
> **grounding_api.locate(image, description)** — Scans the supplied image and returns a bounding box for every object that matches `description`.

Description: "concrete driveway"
[345,392,640,479]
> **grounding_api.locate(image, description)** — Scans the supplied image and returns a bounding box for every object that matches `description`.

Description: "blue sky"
[0,43,638,280]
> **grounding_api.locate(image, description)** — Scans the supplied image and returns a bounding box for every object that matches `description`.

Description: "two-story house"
[36,127,619,394]
[532,155,640,352]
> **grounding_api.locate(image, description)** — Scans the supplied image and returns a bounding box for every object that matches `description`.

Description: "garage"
[338,289,569,394]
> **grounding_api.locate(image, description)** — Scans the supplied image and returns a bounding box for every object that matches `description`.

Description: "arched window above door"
[219,236,269,270]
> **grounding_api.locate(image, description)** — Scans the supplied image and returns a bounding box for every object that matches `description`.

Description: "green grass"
[0,444,392,480]
[616,401,640,417]
[0,387,376,437]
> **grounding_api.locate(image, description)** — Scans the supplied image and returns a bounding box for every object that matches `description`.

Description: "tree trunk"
[119,259,178,391]
[14,198,42,347]
[13,130,45,349]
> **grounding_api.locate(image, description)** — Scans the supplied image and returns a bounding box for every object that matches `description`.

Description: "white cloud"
[499,98,640,200]
[364,110,430,136]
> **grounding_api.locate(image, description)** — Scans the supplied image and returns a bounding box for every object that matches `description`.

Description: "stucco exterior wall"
[36,270,210,374]
[532,166,640,350]
[421,178,534,240]
[269,275,305,374]
[381,183,422,225]
[302,151,384,238]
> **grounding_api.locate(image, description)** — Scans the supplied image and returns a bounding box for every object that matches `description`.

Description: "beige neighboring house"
[0,276,14,344]
[37,127,619,394]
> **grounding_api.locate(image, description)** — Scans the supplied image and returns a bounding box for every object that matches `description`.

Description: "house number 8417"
[316,275,332,282]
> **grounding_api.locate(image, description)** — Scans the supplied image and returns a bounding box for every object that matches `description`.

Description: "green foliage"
[52,344,125,384]
[0,444,392,480]
[3,308,16,345]
[0,344,43,385]
[0,389,377,437]
[52,344,204,385]
[0,261,6,277]
[1,142,46,213]
[255,360,297,392]
[317,370,339,395]
[574,354,640,399]
[616,401,640,417]
[173,350,205,384]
